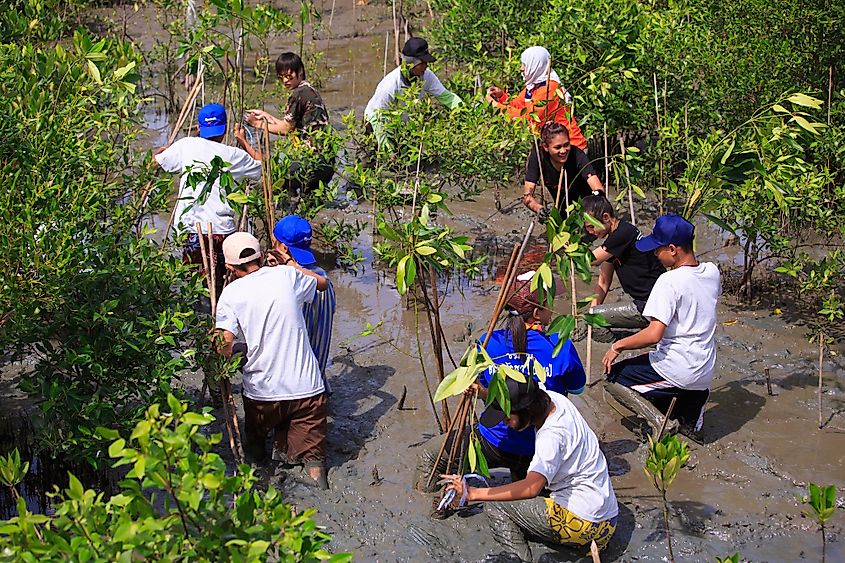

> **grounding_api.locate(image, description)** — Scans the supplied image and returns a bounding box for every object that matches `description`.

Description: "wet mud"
[2,1,843,561]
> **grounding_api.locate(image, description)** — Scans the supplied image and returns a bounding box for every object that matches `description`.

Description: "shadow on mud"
[698,380,766,444]
[326,351,396,469]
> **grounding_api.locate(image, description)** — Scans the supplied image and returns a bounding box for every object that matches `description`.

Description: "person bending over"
[364,37,462,151]
[441,378,618,561]
[486,46,587,150]
[415,273,585,491]
[522,122,604,221]
[602,214,721,436]
[575,194,665,342]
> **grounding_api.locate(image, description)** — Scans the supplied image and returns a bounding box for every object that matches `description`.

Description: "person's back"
[217,265,323,400]
[156,136,261,236]
[646,261,720,390]
[478,328,585,457]
[534,390,618,522]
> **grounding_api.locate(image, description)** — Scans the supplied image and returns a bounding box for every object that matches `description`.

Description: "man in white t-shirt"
[154,103,262,297]
[602,214,721,436]
[364,37,462,150]
[441,378,619,561]
[214,232,331,489]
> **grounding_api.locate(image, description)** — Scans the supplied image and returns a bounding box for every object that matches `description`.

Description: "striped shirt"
[302,264,336,390]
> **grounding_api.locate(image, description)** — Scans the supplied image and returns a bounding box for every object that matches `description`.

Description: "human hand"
[440,474,466,499]
[233,124,246,143]
[245,110,269,127]
[537,206,551,224]
[601,344,620,374]
[266,247,294,267]
[486,86,503,99]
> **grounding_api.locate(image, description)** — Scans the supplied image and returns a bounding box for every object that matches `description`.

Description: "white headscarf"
[520,46,571,103]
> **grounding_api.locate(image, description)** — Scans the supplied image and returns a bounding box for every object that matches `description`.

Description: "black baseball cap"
[402,37,436,63]
[479,376,541,428]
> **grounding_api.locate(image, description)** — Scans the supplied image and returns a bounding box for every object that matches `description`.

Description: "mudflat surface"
[4,1,844,561]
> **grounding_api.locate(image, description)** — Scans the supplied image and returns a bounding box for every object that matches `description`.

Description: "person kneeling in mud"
[415,274,585,490]
[441,378,619,561]
[602,214,721,437]
[573,194,666,343]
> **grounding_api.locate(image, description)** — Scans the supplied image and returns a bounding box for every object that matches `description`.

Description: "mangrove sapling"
[802,483,837,563]
[0,396,351,562]
[716,554,740,563]
[0,449,28,500]
[644,434,691,563]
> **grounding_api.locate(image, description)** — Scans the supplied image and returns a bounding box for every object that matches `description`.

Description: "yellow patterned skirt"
[545,498,617,551]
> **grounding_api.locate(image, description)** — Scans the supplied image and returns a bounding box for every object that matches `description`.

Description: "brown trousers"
[242,393,327,464]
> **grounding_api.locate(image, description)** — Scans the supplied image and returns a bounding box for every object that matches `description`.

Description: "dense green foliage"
[0,396,349,562]
[0,31,211,462]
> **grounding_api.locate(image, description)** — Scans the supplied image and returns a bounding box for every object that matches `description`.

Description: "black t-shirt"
[602,221,666,302]
[525,146,597,203]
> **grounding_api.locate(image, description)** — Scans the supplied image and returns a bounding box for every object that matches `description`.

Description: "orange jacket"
[494,80,587,150]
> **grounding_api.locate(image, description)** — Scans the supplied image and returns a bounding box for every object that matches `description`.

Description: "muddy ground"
[3,1,844,561]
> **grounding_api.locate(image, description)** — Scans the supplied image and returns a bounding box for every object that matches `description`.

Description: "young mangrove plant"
[802,483,838,563]
[643,434,691,563]
[0,395,351,562]
[0,449,28,500]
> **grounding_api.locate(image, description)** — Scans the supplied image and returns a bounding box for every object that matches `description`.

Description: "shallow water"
[2,1,844,561]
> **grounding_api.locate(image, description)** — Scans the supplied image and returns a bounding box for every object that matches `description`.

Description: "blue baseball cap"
[635,214,695,252]
[273,215,316,265]
[197,103,227,138]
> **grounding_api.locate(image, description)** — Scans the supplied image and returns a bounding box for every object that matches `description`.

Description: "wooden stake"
[684,102,690,162]
[383,31,389,76]
[655,396,677,441]
[818,332,824,429]
[828,65,833,126]
[603,123,610,199]
[590,540,601,563]
[653,73,664,215]
[586,324,593,386]
[619,134,636,227]
[262,121,275,243]
[196,222,211,287]
[207,222,217,316]
[391,0,400,67]
[765,367,773,396]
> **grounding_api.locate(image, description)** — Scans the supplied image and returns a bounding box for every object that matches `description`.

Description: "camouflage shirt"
[283,81,329,137]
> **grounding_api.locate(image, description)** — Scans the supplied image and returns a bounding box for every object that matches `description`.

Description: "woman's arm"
[245,110,294,135]
[233,125,262,161]
[442,471,547,502]
[592,261,615,306]
[522,181,544,213]
[267,247,328,291]
[587,174,605,193]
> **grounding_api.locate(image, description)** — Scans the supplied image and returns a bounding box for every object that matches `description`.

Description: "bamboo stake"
[391,0,401,67]
[328,0,336,30]
[828,66,833,126]
[765,367,773,396]
[590,540,601,563]
[818,332,824,429]
[196,222,211,285]
[262,121,275,243]
[655,396,677,441]
[586,324,593,385]
[684,102,690,162]
[383,31,389,76]
[417,262,450,424]
[619,134,636,227]
[653,73,664,215]
[603,123,610,199]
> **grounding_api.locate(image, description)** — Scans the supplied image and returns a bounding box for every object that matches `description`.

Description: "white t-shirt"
[643,262,721,390]
[527,391,619,522]
[364,67,448,118]
[155,137,262,236]
[215,266,324,401]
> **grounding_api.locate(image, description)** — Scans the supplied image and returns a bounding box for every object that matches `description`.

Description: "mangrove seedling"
[644,434,691,563]
[802,483,837,563]
[716,554,740,563]
[0,449,29,499]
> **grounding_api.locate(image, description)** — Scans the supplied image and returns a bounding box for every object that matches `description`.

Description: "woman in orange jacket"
[485,46,587,151]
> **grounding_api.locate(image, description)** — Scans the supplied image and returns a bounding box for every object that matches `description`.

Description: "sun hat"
[222,232,261,265]
[273,215,316,266]
[479,376,542,428]
[635,214,695,252]
[402,37,435,63]
[197,103,227,139]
